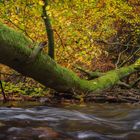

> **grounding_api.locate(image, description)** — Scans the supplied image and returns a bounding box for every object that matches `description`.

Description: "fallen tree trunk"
[0,23,140,94]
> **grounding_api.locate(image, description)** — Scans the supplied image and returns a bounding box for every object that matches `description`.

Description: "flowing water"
[0,102,140,140]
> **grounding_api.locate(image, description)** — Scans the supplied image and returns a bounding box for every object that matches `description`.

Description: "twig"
[117,81,131,88]
[0,72,21,76]
[53,29,65,48]
[96,39,131,47]
[0,80,7,102]
[6,18,34,41]
[115,42,130,68]
[75,65,103,79]
[131,77,140,88]
[119,45,140,67]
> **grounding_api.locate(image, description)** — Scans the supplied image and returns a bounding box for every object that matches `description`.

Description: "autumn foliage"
[0,0,140,79]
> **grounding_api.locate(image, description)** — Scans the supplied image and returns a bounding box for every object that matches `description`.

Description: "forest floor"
[85,88,140,103]
[0,86,140,104]
[1,72,140,104]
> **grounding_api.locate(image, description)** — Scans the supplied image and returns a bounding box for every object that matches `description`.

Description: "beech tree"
[0,0,140,99]
[0,23,140,95]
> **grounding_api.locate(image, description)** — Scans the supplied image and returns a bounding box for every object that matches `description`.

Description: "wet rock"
[8,127,23,133]
[33,127,59,139]
[39,98,49,103]
[0,122,5,127]
[0,134,6,139]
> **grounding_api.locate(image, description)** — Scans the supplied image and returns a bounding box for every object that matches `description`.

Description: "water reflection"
[0,103,140,140]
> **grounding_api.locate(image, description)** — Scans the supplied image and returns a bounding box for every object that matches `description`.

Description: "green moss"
[0,23,31,45]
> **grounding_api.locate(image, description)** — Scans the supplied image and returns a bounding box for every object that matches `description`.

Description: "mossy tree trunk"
[0,23,140,94]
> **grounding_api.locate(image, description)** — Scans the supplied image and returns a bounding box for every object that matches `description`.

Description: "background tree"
[0,0,140,99]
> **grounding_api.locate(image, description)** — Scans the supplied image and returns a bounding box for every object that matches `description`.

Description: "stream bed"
[0,102,140,140]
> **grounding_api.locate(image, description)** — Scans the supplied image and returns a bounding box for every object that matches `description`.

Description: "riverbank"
[0,87,140,104]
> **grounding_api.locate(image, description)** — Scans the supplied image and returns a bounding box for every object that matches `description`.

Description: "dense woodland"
[0,0,140,103]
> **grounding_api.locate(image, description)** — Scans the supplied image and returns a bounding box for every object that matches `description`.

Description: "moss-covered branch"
[75,65,104,79]
[0,22,140,94]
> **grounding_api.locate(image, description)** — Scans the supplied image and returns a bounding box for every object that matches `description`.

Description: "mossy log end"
[0,23,140,94]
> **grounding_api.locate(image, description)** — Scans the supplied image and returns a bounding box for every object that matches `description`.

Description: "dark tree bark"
[42,0,55,59]
[0,80,7,102]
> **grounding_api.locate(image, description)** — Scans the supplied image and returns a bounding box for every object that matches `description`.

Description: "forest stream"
[0,102,140,140]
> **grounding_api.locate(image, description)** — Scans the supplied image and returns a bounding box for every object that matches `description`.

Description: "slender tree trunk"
[0,23,140,94]
[42,0,55,59]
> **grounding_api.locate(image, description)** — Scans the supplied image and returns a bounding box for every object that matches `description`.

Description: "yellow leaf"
[47,11,52,16]
[45,5,50,11]
[38,0,44,6]
[135,59,140,66]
